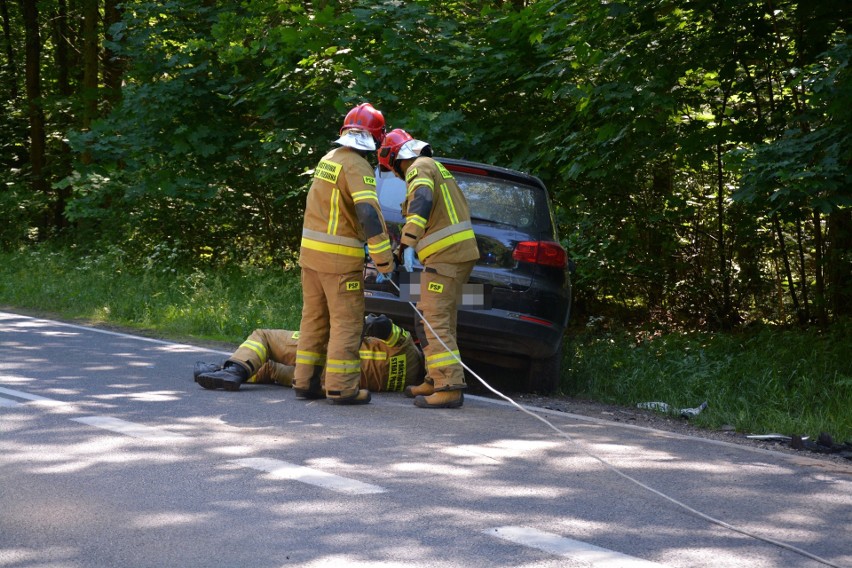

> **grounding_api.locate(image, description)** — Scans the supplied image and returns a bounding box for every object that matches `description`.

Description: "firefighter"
[293,103,396,405]
[377,129,480,409]
[193,314,424,393]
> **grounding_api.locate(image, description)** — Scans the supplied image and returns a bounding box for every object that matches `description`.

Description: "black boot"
[198,362,250,392]
[294,370,325,400]
[194,362,223,389]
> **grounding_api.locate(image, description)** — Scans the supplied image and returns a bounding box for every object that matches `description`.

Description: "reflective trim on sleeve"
[408,178,434,194]
[406,214,427,229]
[368,239,392,256]
[352,189,379,204]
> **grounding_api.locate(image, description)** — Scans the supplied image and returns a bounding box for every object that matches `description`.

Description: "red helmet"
[377,128,414,172]
[340,103,386,146]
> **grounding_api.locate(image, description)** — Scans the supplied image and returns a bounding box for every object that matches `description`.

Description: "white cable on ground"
[386,276,843,568]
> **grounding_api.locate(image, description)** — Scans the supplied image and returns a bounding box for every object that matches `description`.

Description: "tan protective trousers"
[230,329,425,392]
[229,329,298,386]
[416,260,476,391]
[294,267,364,399]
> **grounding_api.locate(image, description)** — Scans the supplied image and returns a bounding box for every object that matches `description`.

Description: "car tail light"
[513,241,568,268]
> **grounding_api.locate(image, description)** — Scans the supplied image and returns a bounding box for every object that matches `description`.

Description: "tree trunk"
[827,209,852,318]
[794,215,810,323]
[812,210,827,325]
[715,141,733,326]
[51,0,72,230]
[773,212,803,324]
[19,0,49,236]
[1,0,16,99]
[103,0,124,106]
[80,0,99,163]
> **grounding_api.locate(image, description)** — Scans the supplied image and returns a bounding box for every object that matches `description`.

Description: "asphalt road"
[1,310,850,568]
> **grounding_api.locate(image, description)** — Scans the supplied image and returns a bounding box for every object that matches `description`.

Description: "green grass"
[564,323,852,441]
[1,245,850,443]
[0,246,303,343]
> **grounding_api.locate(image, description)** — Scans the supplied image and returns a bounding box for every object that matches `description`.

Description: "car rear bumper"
[364,290,565,360]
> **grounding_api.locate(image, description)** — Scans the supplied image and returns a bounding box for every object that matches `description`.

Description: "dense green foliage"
[1,246,848,441]
[2,0,850,329]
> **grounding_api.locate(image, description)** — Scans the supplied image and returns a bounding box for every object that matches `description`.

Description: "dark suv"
[364,158,571,393]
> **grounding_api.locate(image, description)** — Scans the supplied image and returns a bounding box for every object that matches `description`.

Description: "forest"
[3,0,851,330]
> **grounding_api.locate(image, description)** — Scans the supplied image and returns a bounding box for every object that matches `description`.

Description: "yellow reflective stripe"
[240,339,268,362]
[301,237,365,258]
[386,354,406,392]
[359,350,388,361]
[326,358,361,374]
[406,214,427,229]
[440,183,459,225]
[352,189,379,204]
[296,350,325,365]
[385,325,404,347]
[426,350,461,369]
[408,178,434,194]
[315,159,342,183]
[418,228,476,259]
[327,187,340,234]
[302,228,363,248]
[290,331,300,340]
[436,162,454,179]
[368,239,392,255]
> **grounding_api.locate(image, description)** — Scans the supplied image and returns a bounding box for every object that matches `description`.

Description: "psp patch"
[427,282,444,293]
[345,281,361,291]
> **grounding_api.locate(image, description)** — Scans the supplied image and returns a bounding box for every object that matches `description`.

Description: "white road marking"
[0,396,22,407]
[232,457,387,495]
[71,416,190,442]
[0,385,61,402]
[488,526,668,567]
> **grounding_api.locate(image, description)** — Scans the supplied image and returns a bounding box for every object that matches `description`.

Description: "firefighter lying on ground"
[192,314,424,395]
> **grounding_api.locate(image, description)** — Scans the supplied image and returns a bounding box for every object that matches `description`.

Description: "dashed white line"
[0,385,61,402]
[232,457,387,495]
[488,526,668,567]
[71,416,189,442]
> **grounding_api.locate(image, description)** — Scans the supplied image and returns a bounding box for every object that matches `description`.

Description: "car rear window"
[376,169,540,231]
[456,174,538,230]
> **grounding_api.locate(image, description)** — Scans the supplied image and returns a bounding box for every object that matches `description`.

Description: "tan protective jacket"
[400,157,480,265]
[299,146,394,273]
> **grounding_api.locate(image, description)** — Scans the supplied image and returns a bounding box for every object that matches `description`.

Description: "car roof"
[435,157,547,192]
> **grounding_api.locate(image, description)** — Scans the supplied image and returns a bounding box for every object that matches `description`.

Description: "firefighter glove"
[403,247,416,272]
